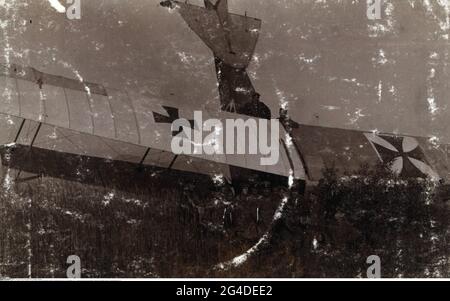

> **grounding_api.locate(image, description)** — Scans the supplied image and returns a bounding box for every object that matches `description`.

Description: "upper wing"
[291,124,446,181]
[0,64,305,181]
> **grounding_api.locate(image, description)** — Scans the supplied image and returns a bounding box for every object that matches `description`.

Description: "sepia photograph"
[0,0,449,284]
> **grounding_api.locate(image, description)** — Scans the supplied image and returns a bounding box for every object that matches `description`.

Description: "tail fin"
[165,0,260,68]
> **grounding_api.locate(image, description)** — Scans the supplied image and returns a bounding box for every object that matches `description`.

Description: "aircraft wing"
[291,124,448,182]
[0,64,305,182]
[2,64,446,185]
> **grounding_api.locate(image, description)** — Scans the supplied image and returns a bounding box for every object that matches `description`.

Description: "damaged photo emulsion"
[1,0,449,280]
[171,111,280,166]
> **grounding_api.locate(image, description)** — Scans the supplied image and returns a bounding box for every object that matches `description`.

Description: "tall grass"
[0,164,448,278]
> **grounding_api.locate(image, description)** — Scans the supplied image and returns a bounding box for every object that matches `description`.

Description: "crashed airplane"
[0,0,449,194]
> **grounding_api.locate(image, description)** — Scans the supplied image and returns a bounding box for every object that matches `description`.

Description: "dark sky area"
[1,0,450,141]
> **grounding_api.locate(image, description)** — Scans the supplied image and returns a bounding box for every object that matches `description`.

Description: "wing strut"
[168,155,179,170]
[16,122,42,182]
[14,119,26,143]
[30,123,42,149]
[137,147,151,172]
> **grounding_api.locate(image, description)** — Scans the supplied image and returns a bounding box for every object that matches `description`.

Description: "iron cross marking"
[153,106,196,136]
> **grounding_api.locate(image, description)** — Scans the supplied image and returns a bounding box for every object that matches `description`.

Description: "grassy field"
[0,165,448,278]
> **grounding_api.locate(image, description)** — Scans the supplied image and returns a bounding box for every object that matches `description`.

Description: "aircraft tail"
[161,0,260,69]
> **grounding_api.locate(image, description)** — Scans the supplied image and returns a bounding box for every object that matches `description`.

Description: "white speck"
[47,0,66,13]
[312,238,319,250]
